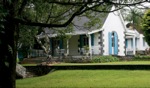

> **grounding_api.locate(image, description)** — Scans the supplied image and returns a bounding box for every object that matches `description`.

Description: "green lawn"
[17,70,150,88]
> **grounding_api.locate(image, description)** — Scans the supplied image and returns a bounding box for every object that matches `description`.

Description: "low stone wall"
[24,64,150,77]
[25,66,54,76]
[52,65,150,70]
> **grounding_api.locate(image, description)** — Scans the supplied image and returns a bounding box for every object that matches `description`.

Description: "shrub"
[63,56,91,63]
[133,55,150,61]
[92,56,119,63]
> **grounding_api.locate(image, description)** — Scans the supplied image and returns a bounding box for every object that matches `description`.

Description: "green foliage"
[19,25,38,46]
[18,25,38,57]
[122,8,144,32]
[63,56,91,63]
[124,8,143,23]
[56,25,73,39]
[82,9,108,30]
[92,56,119,63]
[83,45,89,53]
[133,55,150,61]
[141,10,150,45]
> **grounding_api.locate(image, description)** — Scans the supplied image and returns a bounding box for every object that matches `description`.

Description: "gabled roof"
[70,15,107,35]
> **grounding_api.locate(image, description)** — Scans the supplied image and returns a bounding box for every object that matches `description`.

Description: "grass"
[16,70,150,88]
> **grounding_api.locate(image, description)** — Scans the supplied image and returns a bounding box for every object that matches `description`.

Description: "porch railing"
[30,49,47,57]
[126,48,134,55]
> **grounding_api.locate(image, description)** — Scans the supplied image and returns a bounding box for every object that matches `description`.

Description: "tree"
[141,9,150,45]
[124,8,143,29]
[18,25,38,58]
[0,0,149,88]
[121,7,146,33]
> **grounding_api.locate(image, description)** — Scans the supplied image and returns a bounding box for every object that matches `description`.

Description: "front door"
[108,32,118,55]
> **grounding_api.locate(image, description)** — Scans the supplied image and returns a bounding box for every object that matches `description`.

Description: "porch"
[49,33,103,57]
[125,32,148,55]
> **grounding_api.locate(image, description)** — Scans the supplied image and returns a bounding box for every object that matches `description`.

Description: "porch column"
[66,39,69,55]
[88,34,92,59]
[133,35,136,55]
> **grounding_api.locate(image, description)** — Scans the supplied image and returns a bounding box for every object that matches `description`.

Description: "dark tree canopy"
[1,0,148,27]
[141,9,150,46]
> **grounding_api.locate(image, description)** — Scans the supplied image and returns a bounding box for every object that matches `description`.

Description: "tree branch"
[107,0,148,6]
[13,0,148,28]
[47,0,99,6]
[18,0,27,15]
[91,6,125,13]
[50,6,75,23]
[15,3,88,28]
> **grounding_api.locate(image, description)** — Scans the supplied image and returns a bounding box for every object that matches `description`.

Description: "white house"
[37,6,149,57]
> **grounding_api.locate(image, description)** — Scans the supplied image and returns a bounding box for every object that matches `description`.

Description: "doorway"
[108,32,118,55]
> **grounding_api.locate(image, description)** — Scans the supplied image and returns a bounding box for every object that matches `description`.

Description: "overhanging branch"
[11,0,148,28]
[15,3,88,28]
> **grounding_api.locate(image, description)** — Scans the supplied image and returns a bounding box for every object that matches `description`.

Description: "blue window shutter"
[91,34,94,46]
[108,32,112,55]
[131,39,133,48]
[125,39,128,48]
[114,32,118,55]
[59,39,63,49]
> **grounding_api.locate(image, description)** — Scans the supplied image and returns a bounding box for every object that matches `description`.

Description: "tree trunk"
[0,18,18,88]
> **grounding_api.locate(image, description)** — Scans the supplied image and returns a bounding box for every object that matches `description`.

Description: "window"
[83,36,89,46]
[112,32,115,47]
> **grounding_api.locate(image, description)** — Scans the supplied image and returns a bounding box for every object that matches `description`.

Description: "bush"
[63,56,91,63]
[92,56,119,63]
[133,55,150,61]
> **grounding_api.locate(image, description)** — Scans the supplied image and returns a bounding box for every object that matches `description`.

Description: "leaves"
[122,8,144,31]
[141,10,150,46]
[19,25,38,49]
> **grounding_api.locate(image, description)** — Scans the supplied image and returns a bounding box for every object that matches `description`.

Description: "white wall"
[102,10,125,56]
